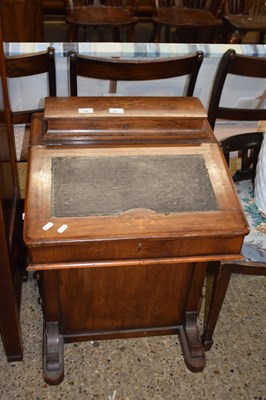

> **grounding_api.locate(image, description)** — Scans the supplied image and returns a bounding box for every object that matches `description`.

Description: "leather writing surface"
[51,154,218,217]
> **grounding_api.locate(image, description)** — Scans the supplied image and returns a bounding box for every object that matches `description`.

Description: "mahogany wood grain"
[0,0,44,41]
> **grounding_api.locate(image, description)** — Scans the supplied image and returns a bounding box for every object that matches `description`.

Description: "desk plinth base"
[37,260,207,384]
[43,312,205,385]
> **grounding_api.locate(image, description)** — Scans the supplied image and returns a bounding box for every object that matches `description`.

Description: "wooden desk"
[24,98,248,384]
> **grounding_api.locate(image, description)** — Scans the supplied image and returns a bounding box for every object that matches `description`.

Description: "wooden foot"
[179,311,206,372]
[43,322,64,385]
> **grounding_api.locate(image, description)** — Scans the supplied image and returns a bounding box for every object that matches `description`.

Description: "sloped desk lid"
[24,144,248,243]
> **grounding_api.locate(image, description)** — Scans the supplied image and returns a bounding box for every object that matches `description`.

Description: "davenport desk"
[24,97,248,384]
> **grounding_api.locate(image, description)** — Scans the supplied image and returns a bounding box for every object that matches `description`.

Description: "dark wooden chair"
[5,46,56,125]
[64,0,139,42]
[202,48,266,350]
[208,48,266,131]
[69,50,204,96]
[152,0,225,43]
[223,0,266,44]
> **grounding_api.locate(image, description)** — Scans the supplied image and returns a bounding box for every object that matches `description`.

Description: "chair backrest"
[155,0,225,16]
[155,0,174,8]
[183,0,208,9]
[208,48,266,130]
[65,0,130,10]
[69,51,204,96]
[225,0,247,14]
[5,46,56,125]
[183,0,224,14]
[221,132,263,182]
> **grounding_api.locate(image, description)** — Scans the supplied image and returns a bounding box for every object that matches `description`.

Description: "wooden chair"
[64,0,139,42]
[5,46,56,125]
[208,48,266,130]
[69,50,204,96]
[223,0,266,43]
[152,0,225,43]
[202,48,266,350]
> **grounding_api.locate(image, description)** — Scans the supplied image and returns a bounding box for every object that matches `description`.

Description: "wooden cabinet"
[0,21,24,361]
[0,0,44,41]
[24,97,248,384]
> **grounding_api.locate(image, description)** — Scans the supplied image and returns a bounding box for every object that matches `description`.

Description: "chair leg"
[128,25,136,42]
[152,24,161,42]
[113,27,121,42]
[258,32,265,44]
[165,26,172,42]
[67,25,78,42]
[202,261,232,351]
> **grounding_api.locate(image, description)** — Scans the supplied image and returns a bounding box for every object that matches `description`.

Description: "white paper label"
[57,224,68,233]
[109,108,124,114]
[42,222,54,231]
[78,108,94,114]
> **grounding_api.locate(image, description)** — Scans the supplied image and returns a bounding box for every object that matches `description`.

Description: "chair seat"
[225,14,266,31]
[236,180,266,262]
[66,6,138,27]
[153,8,222,28]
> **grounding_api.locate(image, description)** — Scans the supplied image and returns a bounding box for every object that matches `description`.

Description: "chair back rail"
[5,46,56,125]
[69,51,204,96]
[226,0,246,14]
